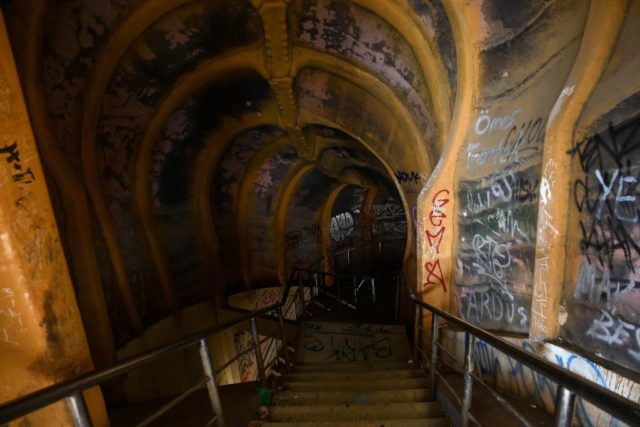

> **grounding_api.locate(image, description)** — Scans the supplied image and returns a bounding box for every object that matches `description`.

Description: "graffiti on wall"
[423,189,449,293]
[565,117,640,369]
[395,170,428,185]
[372,202,406,237]
[457,108,544,332]
[330,211,355,242]
[468,337,639,427]
[233,331,256,382]
[286,222,322,268]
[302,322,395,362]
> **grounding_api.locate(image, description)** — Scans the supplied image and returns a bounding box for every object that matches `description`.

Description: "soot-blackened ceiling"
[4,0,451,344]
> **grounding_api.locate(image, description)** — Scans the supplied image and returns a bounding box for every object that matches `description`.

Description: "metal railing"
[332,237,406,270]
[404,275,640,427]
[292,267,376,308]
[0,269,325,427]
[0,267,376,427]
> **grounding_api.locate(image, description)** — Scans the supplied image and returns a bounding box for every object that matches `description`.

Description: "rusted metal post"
[461,332,475,427]
[198,339,224,427]
[554,386,576,427]
[277,307,289,365]
[413,304,421,364]
[250,317,267,386]
[66,392,92,427]
[428,313,439,400]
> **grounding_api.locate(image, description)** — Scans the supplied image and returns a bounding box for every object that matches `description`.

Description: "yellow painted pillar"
[415,0,480,340]
[530,0,628,339]
[0,11,106,426]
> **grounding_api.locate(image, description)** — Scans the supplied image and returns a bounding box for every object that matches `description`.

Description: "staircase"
[249,321,449,426]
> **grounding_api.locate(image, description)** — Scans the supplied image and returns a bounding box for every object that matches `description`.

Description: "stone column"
[0,10,106,426]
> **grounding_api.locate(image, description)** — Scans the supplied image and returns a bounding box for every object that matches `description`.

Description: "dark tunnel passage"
[2,1,640,425]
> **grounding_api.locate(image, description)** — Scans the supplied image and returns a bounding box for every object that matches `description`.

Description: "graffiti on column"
[457,108,545,332]
[0,66,39,346]
[423,189,449,293]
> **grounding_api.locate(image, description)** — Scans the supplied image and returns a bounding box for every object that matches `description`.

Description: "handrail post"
[277,307,289,366]
[66,392,92,427]
[297,283,305,316]
[250,317,267,387]
[413,304,421,364]
[353,277,358,305]
[461,332,475,427]
[394,276,400,322]
[428,312,439,400]
[199,339,225,427]
[313,272,319,296]
[554,386,576,427]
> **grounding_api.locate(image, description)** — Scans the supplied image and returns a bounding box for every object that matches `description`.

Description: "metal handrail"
[292,267,376,306]
[404,275,640,426]
[0,267,369,426]
[0,304,273,425]
[0,268,322,426]
[293,266,375,281]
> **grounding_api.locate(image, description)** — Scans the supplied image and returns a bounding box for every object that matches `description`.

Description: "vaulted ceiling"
[4,0,454,348]
[6,0,640,385]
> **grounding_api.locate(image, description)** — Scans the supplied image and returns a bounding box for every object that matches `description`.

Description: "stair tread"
[286,368,425,381]
[273,389,430,405]
[266,402,443,421]
[253,320,450,426]
[248,418,450,427]
[284,377,427,391]
[294,360,414,372]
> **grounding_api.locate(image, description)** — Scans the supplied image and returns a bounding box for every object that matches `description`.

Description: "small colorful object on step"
[258,386,272,405]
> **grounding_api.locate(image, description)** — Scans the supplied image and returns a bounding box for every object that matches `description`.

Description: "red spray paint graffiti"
[424,189,449,292]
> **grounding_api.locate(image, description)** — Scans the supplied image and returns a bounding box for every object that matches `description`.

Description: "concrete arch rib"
[275,162,316,282]
[78,0,201,320]
[135,45,430,302]
[194,113,281,303]
[297,113,416,267]
[292,47,433,171]
[130,50,267,309]
[349,0,452,146]
[22,0,123,355]
[319,183,351,274]
[235,136,294,288]
[413,0,482,344]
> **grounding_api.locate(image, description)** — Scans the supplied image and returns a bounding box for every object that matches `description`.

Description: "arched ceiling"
[3,0,453,342]
[6,0,640,384]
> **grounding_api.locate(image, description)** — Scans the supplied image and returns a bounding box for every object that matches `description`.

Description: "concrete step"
[286,369,425,382]
[283,377,427,392]
[297,321,411,364]
[265,402,443,422]
[293,360,414,372]
[248,418,450,427]
[273,388,431,405]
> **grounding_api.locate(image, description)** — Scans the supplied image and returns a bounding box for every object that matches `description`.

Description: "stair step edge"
[247,418,450,427]
[273,388,431,404]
